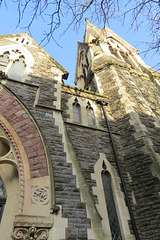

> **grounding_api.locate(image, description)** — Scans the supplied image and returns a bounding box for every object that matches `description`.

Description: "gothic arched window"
[102,171,122,240]
[73,99,81,123]
[0,177,6,223]
[0,50,26,81]
[86,103,95,126]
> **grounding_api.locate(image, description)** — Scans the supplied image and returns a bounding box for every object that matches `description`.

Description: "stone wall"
[90,54,160,239]
[0,28,160,240]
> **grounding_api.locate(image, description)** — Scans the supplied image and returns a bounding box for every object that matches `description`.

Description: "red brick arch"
[0,87,48,178]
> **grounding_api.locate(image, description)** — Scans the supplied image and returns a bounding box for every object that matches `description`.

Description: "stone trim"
[53,110,105,240]
[91,153,135,240]
[64,120,107,131]
[61,83,108,99]
[0,44,34,80]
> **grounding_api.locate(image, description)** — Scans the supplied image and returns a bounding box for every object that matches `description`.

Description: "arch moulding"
[0,86,53,239]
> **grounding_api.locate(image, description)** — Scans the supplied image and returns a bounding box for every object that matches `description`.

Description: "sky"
[0,1,159,86]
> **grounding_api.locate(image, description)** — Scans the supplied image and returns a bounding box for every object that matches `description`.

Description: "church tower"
[75,19,160,239]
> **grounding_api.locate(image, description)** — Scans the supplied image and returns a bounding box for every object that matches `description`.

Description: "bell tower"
[75,19,160,240]
[75,19,152,93]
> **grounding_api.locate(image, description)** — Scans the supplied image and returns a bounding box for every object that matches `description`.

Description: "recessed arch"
[101,170,122,240]
[0,86,52,239]
[0,87,49,179]
[91,153,135,240]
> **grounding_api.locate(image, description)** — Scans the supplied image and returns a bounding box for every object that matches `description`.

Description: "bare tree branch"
[0,0,159,67]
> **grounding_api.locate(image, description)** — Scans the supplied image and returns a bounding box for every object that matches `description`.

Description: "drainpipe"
[96,99,140,240]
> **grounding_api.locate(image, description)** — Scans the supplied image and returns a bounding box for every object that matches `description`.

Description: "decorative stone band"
[12,226,49,240]
[0,87,48,179]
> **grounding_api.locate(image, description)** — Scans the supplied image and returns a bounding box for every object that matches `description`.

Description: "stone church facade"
[0,20,160,240]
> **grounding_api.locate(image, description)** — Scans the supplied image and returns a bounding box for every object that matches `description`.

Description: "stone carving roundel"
[32,186,49,205]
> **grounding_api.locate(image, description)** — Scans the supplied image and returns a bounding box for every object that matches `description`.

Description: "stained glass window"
[73,99,81,123]
[0,177,6,223]
[102,171,122,240]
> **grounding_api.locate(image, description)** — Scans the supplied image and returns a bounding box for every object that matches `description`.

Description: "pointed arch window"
[86,102,95,126]
[102,171,122,240]
[0,50,26,80]
[0,177,6,223]
[73,98,81,123]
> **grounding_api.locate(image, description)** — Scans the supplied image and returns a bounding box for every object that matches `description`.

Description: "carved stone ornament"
[12,226,49,240]
[32,186,49,205]
[0,120,25,211]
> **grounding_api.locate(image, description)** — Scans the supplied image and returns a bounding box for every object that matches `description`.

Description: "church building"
[0,20,160,240]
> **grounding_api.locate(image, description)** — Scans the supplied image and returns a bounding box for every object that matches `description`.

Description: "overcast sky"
[0,1,159,86]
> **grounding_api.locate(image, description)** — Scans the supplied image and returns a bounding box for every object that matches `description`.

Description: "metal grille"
[8,58,25,80]
[73,102,81,123]
[102,171,122,240]
[86,106,95,126]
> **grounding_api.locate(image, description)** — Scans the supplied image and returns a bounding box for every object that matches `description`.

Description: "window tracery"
[105,38,137,69]
[0,49,26,80]
[11,36,32,46]
[0,137,10,157]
